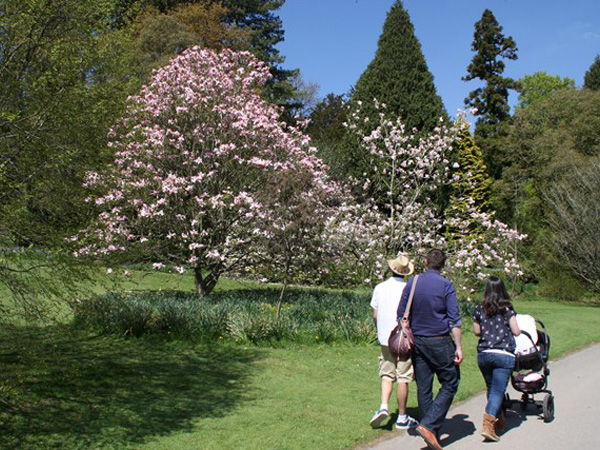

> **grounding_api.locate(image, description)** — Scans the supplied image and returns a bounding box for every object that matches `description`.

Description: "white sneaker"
[396,415,419,429]
[369,409,389,428]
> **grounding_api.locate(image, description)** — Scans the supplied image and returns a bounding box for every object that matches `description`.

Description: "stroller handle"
[535,318,547,331]
[520,330,536,347]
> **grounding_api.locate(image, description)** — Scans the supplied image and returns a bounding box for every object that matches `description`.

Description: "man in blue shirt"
[397,249,463,450]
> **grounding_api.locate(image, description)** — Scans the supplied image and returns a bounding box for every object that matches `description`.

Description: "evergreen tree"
[332,0,446,185]
[351,0,446,133]
[447,120,493,240]
[220,0,299,111]
[584,55,600,91]
[463,8,519,177]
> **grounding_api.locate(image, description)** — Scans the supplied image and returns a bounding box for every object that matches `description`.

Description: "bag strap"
[402,275,419,320]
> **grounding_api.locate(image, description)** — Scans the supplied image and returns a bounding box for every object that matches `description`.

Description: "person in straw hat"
[369,253,419,430]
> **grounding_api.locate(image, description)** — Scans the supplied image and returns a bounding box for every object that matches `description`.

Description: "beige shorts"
[378,345,414,383]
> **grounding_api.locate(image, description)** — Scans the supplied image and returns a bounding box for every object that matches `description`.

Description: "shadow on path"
[0,325,262,449]
[438,413,477,447]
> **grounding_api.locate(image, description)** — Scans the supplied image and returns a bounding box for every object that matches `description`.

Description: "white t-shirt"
[370,277,407,345]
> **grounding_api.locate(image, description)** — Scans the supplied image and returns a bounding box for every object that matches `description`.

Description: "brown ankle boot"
[481,413,500,442]
[495,412,506,433]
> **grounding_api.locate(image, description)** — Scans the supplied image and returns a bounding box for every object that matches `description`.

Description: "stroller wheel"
[542,394,555,422]
[520,394,529,411]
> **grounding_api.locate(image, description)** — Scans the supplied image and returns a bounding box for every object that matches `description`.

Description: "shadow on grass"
[0,325,262,449]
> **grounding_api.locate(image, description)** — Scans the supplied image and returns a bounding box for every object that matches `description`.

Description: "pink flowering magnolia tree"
[75,47,335,296]
[240,164,343,314]
[327,102,525,292]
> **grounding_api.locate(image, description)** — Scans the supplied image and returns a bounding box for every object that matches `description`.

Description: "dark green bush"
[538,270,586,302]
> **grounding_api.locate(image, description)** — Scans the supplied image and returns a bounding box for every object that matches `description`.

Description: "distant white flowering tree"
[326,102,525,292]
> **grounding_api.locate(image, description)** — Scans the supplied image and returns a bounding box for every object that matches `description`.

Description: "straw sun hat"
[387,254,414,277]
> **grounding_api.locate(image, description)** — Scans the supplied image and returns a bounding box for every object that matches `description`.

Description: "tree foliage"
[331,0,446,190]
[114,0,300,112]
[352,0,446,133]
[463,9,519,178]
[584,55,600,91]
[490,88,600,284]
[516,72,575,110]
[77,47,336,296]
[0,0,120,319]
[546,159,600,290]
[307,93,349,177]
[446,120,493,231]
[130,2,249,67]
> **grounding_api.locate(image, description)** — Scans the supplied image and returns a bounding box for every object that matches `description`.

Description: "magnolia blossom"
[74,47,337,295]
[324,103,525,291]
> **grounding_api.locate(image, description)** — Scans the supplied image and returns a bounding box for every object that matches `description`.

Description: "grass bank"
[1,292,599,449]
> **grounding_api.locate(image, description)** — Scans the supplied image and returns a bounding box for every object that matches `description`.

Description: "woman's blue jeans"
[477,351,515,417]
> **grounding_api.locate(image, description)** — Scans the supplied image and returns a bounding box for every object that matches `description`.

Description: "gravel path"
[365,343,600,449]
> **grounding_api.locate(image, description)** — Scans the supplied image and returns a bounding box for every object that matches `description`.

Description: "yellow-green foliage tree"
[446,119,493,242]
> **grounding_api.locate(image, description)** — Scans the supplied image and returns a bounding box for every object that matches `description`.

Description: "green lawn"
[1,291,599,449]
[0,269,263,326]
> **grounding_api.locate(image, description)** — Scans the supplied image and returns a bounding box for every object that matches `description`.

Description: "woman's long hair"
[482,276,512,316]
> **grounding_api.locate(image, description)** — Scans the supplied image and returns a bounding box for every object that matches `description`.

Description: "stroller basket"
[512,372,545,391]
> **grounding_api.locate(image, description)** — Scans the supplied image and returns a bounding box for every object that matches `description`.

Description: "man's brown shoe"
[416,425,443,450]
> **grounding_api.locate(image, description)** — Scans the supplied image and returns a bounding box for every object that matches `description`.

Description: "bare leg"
[396,381,408,415]
[381,377,394,406]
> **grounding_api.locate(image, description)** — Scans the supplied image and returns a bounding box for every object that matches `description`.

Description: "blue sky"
[276,0,600,117]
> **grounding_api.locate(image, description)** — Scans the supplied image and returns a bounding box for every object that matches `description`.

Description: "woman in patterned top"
[472,276,520,442]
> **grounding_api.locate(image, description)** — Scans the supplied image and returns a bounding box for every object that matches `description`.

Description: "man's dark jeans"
[413,335,460,435]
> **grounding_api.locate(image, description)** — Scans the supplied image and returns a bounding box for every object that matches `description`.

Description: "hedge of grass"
[74,288,478,345]
[73,289,375,344]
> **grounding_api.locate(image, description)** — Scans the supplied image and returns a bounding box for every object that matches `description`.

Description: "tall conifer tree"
[463,8,519,177]
[351,0,446,132]
[329,0,445,185]
[584,55,600,91]
[464,9,518,128]
[447,121,493,239]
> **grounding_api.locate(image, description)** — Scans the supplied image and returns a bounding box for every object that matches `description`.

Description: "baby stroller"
[502,314,555,422]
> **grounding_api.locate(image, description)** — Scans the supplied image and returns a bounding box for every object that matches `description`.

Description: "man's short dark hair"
[426,249,446,271]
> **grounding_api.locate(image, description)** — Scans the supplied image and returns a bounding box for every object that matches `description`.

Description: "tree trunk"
[194,267,219,297]
[276,257,291,320]
[276,279,287,320]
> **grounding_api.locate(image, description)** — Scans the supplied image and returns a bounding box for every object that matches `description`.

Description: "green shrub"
[539,270,586,302]
[313,320,338,343]
[74,288,373,345]
[458,298,477,320]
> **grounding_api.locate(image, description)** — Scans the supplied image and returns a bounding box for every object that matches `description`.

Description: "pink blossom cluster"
[73,47,336,293]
